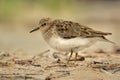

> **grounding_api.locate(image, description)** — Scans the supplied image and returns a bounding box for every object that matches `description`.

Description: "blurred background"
[0,0,120,55]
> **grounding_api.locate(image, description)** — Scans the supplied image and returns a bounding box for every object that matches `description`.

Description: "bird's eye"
[41,23,46,26]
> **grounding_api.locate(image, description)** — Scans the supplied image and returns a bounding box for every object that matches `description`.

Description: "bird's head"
[30,18,51,33]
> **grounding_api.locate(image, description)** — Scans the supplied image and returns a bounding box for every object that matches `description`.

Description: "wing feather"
[52,20,111,39]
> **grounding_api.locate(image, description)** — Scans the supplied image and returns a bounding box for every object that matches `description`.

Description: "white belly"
[47,36,96,52]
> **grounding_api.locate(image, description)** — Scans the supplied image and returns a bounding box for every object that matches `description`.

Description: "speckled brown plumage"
[51,19,112,39]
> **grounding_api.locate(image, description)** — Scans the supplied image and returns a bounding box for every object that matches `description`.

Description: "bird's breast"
[47,36,95,52]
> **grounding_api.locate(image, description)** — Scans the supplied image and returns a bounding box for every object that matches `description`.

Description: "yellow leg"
[75,52,78,61]
[67,50,73,64]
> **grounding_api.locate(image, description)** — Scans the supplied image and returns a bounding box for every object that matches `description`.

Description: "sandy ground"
[0,1,120,80]
[0,47,120,80]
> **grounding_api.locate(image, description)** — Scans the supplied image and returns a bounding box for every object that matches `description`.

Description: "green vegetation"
[0,0,75,21]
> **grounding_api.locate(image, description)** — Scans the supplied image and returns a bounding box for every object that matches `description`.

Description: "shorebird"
[30,18,114,64]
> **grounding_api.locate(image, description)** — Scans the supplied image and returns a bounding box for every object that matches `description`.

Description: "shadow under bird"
[30,18,115,64]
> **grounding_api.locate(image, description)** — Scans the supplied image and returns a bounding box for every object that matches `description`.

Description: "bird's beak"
[29,27,40,33]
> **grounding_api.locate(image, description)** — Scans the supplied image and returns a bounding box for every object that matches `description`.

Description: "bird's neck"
[41,26,54,41]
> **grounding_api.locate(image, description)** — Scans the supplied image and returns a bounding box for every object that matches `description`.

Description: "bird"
[30,18,114,64]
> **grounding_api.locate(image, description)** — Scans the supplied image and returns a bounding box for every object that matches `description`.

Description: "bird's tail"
[102,36,115,44]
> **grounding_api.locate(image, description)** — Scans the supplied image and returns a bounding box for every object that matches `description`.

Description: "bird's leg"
[75,52,78,61]
[74,52,85,61]
[67,50,73,64]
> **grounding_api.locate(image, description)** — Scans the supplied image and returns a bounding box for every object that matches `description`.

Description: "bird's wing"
[52,20,112,39]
